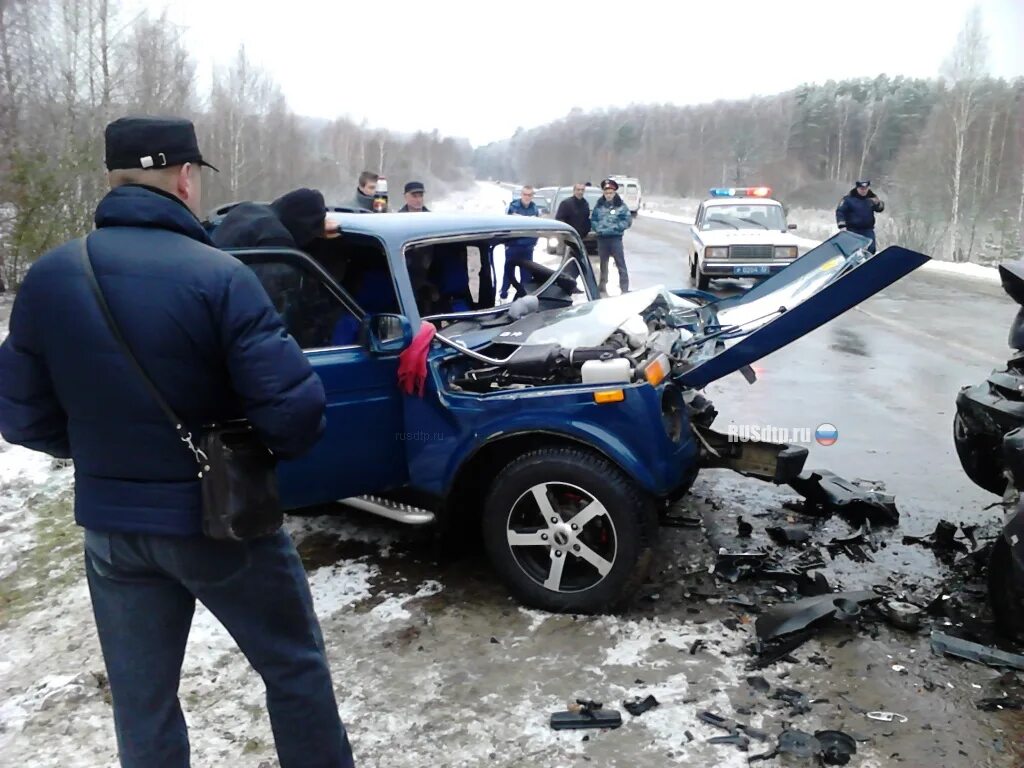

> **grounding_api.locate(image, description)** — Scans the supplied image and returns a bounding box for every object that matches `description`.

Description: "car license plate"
[735,265,769,276]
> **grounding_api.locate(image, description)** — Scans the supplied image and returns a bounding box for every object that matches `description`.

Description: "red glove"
[397,321,437,396]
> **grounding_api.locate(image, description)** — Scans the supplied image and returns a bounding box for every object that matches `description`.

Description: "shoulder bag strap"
[78,235,206,466]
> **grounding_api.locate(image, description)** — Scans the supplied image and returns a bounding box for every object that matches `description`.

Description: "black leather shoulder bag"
[79,235,281,540]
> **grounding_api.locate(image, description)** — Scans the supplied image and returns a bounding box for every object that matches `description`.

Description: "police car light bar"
[709,187,772,198]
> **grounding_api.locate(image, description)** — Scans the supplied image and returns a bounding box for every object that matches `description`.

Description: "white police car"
[687,187,802,290]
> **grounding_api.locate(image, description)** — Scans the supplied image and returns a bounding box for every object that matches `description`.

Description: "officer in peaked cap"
[0,114,356,766]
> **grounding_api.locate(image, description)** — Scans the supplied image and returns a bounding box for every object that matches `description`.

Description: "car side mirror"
[364,313,413,355]
[788,223,798,230]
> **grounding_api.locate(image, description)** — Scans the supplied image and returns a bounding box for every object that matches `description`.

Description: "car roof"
[703,197,782,207]
[324,212,576,241]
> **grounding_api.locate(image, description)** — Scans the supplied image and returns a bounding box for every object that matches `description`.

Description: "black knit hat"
[270,188,327,249]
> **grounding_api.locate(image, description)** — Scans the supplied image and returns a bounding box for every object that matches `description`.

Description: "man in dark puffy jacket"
[500,186,539,299]
[555,183,591,240]
[836,179,885,253]
[0,116,355,768]
[212,187,340,251]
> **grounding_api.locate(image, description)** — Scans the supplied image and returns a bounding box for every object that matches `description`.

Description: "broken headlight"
[661,383,685,443]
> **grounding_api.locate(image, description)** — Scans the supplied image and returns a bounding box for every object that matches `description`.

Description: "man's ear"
[176,162,194,200]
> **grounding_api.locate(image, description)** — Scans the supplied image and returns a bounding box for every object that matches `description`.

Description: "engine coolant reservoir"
[581,358,633,385]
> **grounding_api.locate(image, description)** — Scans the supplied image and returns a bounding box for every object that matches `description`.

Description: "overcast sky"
[132,0,1024,146]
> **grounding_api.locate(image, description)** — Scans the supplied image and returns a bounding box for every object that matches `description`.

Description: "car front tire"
[696,265,710,291]
[482,447,656,613]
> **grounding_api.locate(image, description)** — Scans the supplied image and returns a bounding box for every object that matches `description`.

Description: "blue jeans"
[500,246,534,296]
[83,528,354,768]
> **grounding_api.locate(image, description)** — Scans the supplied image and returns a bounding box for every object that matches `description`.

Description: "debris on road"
[755,590,880,642]
[623,695,659,717]
[816,730,858,765]
[877,599,925,632]
[903,520,972,559]
[737,516,753,538]
[550,699,622,730]
[976,696,1024,711]
[697,710,769,743]
[766,525,812,547]
[931,631,1024,671]
[866,711,908,723]
[787,469,900,526]
[827,526,876,563]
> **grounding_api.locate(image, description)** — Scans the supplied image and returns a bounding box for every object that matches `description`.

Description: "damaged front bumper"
[954,364,1024,496]
[693,425,808,484]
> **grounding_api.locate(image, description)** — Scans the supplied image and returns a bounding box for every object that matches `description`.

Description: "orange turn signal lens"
[644,354,671,387]
[594,389,625,404]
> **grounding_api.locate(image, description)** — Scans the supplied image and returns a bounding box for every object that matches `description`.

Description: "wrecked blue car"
[206,205,928,613]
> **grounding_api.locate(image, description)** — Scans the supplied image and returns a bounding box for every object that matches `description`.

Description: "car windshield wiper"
[737,217,769,229]
[708,220,740,230]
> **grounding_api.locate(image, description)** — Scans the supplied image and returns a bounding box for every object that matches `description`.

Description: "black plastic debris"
[931,631,1024,671]
[816,730,858,765]
[623,694,660,717]
[771,686,813,715]
[714,549,770,582]
[767,525,812,547]
[827,527,876,563]
[787,469,900,526]
[746,675,771,694]
[903,520,970,558]
[748,628,815,670]
[551,699,622,730]
[737,516,753,538]
[661,514,702,529]
[976,696,1024,711]
[756,591,881,642]
[690,638,707,655]
[749,729,819,763]
[751,729,857,765]
[877,599,924,632]
[697,710,769,743]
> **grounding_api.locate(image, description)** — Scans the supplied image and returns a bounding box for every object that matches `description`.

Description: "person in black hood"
[555,183,591,239]
[212,187,339,251]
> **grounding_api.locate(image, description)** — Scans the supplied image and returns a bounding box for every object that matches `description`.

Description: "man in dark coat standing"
[836,179,885,253]
[555,183,591,240]
[0,116,355,768]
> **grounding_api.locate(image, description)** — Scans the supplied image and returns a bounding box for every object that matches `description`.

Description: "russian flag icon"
[815,423,839,446]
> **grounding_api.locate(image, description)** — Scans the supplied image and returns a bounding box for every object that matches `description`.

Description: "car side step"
[339,495,436,525]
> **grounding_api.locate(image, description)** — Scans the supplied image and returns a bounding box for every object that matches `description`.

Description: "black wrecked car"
[954,260,1024,640]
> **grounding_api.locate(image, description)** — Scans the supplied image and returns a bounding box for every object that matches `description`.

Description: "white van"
[609,176,642,217]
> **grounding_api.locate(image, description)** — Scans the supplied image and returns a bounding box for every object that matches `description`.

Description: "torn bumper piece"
[787,469,900,526]
[694,425,808,483]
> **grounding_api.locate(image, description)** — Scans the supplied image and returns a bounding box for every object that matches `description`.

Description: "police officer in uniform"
[0,116,355,768]
[836,179,885,253]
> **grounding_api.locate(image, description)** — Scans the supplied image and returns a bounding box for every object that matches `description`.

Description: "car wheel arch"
[443,429,654,527]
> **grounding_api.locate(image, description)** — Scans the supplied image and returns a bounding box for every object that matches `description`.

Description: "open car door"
[675,232,930,389]
[228,247,410,510]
